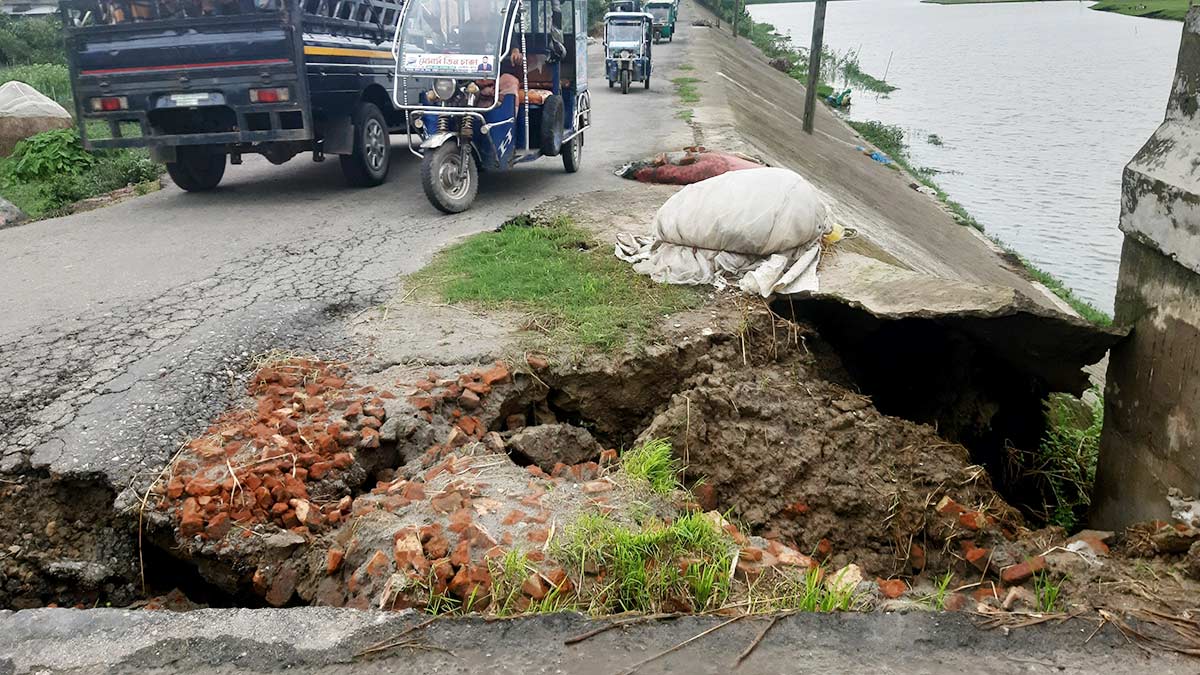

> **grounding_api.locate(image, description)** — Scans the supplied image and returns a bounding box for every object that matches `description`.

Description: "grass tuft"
[551,511,735,613]
[620,438,682,494]
[1033,571,1062,612]
[672,76,702,104]
[920,570,954,610]
[410,215,699,351]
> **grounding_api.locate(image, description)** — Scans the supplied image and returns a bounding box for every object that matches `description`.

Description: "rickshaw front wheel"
[420,142,478,214]
[620,70,631,94]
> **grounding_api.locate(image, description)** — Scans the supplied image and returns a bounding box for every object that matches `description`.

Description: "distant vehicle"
[607,0,641,12]
[644,0,674,43]
[391,0,591,213]
[59,0,410,192]
[604,11,651,94]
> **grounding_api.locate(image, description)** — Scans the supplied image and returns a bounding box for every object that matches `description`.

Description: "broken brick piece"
[958,511,988,531]
[407,395,435,411]
[966,547,991,572]
[479,362,511,385]
[877,578,907,599]
[1000,556,1046,585]
[327,548,345,575]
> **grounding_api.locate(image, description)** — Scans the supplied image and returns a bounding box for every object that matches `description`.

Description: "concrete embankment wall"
[679,2,1062,310]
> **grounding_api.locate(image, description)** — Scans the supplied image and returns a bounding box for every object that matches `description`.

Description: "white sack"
[615,167,830,297]
[0,81,72,119]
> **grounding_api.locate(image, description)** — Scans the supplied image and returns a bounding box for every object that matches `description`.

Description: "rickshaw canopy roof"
[604,11,653,22]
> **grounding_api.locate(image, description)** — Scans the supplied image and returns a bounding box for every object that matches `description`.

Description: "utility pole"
[802,0,827,134]
[731,0,739,37]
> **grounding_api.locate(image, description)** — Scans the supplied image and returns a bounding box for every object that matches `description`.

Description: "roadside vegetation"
[1090,0,1188,20]
[0,19,163,221]
[921,0,1187,21]
[1023,392,1104,530]
[847,119,1112,325]
[409,215,701,351]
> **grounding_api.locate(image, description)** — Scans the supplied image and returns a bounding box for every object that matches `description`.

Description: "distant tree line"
[0,15,66,66]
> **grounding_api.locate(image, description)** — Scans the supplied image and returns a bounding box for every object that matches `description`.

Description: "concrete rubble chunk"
[506,423,604,472]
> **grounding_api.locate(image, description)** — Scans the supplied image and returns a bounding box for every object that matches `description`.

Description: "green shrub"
[0,16,66,66]
[40,149,161,210]
[1027,393,1104,530]
[0,63,72,107]
[6,128,94,183]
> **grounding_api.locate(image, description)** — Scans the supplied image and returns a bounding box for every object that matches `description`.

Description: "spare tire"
[539,94,564,157]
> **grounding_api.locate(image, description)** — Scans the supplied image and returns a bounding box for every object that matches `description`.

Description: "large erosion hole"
[782,296,1066,514]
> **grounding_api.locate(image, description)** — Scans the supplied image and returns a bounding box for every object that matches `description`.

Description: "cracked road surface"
[1,608,1191,674]
[0,35,693,494]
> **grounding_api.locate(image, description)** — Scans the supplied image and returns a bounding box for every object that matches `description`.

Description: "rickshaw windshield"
[398,0,509,76]
[647,6,669,20]
[606,21,643,45]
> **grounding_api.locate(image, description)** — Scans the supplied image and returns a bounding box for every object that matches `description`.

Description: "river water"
[748,0,1182,312]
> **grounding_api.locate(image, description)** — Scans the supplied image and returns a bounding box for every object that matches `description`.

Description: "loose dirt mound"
[639,332,1023,578]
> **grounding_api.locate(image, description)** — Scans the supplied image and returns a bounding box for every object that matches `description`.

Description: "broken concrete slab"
[802,252,1124,395]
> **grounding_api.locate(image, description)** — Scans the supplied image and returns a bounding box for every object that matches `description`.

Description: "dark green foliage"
[0,16,66,66]
[6,128,94,183]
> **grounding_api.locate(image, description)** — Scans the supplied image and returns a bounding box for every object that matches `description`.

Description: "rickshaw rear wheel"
[421,142,478,214]
[562,131,582,173]
[166,145,226,192]
[540,95,565,157]
[340,102,391,187]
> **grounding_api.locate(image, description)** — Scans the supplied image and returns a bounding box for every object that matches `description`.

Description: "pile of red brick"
[160,358,392,543]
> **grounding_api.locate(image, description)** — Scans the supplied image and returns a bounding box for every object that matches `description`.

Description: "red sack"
[624,147,763,185]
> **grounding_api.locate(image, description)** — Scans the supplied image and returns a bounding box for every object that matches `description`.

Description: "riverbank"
[926,0,1187,21]
[1089,0,1188,20]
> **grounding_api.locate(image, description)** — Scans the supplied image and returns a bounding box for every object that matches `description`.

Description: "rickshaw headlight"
[433,79,457,102]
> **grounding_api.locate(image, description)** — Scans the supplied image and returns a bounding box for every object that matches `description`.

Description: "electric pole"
[802,0,827,134]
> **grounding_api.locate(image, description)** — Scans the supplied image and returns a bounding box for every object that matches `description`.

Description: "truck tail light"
[90,96,128,112]
[249,87,290,103]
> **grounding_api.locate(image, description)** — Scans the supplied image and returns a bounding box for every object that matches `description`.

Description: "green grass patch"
[672,76,702,104]
[620,438,682,494]
[1088,0,1187,20]
[410,216,700,351]
[848,119,1111,325]
[919,570,955,610]
[552,511,736,613]
[677,63,695,71]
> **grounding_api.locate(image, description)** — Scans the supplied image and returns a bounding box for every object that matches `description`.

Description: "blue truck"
[60,0,408,191]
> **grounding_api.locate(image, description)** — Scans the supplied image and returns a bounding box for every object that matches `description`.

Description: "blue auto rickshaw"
[604,11,652,94]
[392,0,592,213]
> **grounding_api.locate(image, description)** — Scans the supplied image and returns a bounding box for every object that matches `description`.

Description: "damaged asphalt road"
[0,37,693,491]
[1,608,1192,674]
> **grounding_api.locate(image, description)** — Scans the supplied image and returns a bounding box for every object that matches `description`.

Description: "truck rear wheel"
[166,146,226,192]
[340,102,391,187]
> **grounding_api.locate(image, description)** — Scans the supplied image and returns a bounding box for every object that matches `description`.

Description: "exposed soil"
[0,472,136,609]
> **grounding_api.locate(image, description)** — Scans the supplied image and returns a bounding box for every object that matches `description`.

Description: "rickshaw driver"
[460,0,525,98]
